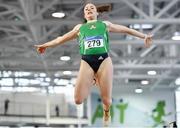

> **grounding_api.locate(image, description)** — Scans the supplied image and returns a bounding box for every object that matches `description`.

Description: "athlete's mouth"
[87,12,93,15]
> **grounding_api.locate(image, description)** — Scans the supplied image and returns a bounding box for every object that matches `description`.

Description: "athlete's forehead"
[84,3,96,10]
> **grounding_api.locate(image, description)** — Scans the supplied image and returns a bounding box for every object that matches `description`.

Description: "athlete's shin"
[102,97,112,111]
[102,99,112,126]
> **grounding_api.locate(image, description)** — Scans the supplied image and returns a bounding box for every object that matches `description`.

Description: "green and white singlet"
[78,20,109,55]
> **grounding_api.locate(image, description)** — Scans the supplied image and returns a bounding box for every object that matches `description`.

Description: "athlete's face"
[84,3,98,20]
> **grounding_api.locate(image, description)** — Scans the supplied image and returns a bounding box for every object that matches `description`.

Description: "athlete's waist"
[81,52,109,58]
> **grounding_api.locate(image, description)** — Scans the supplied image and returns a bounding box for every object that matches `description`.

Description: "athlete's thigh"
[96,57,113,98]
[75,60,95,100]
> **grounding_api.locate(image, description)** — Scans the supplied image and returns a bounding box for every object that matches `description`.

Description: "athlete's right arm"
[35,24,82,54]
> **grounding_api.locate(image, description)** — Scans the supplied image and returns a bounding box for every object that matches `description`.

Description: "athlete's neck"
[87,19,97,23]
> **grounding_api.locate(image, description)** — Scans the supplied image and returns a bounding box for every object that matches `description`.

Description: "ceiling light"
[40,73,46,77]
[54,72,61,77]
[16,87,39,92]
[172,32,180,40]
[0,87,14,92]
[18,78,29,86]
[175,77,180,85]
[141,80,149,85]
[130,24,153,29]
[52,12,65,18]
[54,79,69,85]
[63,71,72,75]
[172,36,180,40]
[20,71,31,76]
[60,56,70,61]
[45,77,51,82]
[41,82,49,86]
[135,88,143,93]
[30,79,40,85]
[0,78,14,86]
[147,70,157,75]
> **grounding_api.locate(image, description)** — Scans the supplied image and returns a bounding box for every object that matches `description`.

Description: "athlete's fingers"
[40,48,45,54]
[35,46,45,54]
[38,47,46,54]
[144,34,153,48]
[145,39,151,48]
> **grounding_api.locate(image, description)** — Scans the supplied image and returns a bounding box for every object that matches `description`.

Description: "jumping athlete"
[35,3,152,126]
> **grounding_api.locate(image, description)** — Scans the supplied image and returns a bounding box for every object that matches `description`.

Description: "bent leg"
[74,60,94,104]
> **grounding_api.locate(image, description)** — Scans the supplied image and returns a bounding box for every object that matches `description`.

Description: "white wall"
[0,92,76,117]
[91,89,176,127]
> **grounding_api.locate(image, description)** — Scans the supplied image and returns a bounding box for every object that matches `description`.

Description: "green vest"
[78,20,109,55]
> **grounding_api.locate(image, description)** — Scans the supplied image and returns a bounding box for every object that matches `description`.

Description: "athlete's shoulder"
[102,21,113,27]
[73,24,82,32]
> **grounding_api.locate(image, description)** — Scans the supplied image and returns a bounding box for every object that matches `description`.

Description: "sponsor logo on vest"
[98,56,104,60]
[90,25,96,29]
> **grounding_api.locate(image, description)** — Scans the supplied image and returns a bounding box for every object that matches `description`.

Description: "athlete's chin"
[86,16,96,20]
[85,14,96,18]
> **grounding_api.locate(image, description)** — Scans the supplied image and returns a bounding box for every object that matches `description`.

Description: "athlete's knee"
[74,96,83,105]
[75,98,83,105]
[102,97,112,106]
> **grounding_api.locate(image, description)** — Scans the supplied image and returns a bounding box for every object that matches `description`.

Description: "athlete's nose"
[87,7,92,11]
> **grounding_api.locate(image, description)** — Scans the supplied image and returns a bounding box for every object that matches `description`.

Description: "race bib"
[84,36,104,49]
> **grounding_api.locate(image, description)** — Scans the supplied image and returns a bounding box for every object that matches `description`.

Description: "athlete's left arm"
[103,21,152,47]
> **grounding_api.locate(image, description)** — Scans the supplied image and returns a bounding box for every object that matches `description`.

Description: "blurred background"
[0,0,180,127]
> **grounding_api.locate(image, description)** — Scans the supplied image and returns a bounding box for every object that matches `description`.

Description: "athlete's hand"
[144,34,153,48]
[34,44,47,54]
